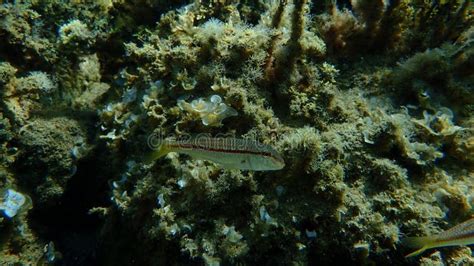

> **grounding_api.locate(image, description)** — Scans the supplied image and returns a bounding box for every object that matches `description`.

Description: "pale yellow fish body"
[403,217,474,257]
[149,137,285,171]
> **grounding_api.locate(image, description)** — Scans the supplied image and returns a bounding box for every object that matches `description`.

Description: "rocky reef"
[0,1,473,265]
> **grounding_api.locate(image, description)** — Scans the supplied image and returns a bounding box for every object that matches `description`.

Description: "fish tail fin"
[402,236,436,258]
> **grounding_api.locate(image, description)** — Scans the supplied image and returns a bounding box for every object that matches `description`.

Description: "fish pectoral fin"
[405,246,428,258]
[402,236,435,258]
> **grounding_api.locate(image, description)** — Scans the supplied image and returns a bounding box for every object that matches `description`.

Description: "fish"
[402,217,474,258]
[147,136,285,171]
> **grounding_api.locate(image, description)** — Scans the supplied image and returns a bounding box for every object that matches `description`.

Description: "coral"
[316,0,473,57]
[0,0,473,265]
[178,95,237,126]
[0,62,17,84]
[412,108,463,137]
[2,69,56,125]
[387,38,474,113]
[419,251,444,266]
[58,19,94,45]
[95,1,473,264]
[0,113,14,165]
[445,247,474,265]
[14,71,56,94]
[0,3,57,64]
[450,128,474,167]
[72,54,111,109]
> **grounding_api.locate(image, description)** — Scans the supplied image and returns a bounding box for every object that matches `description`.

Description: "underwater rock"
[17,117,87,205]
[2,70,57,125]
[58,19,94,45]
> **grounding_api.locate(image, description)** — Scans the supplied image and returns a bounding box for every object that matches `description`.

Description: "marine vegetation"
[0,0,473,265]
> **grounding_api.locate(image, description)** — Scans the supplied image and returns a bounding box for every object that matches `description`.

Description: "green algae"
[0,0,473,265]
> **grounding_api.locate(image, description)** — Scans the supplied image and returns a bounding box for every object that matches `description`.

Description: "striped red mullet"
[148,137,285,171]
[403,217,474,257]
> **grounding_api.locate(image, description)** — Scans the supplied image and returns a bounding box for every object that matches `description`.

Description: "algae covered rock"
[16,117,87,205]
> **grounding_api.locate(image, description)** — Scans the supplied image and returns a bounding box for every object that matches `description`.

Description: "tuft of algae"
[0,1,473,265]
